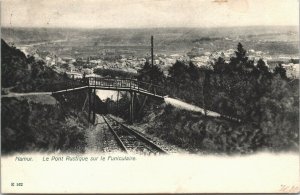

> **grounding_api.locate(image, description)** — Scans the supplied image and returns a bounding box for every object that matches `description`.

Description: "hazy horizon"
[1,25,299,30]
[2,0,299,29]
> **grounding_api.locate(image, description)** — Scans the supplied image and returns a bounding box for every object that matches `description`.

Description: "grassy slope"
[142,104,298,154]
[1,39,72,93]
[1,39,97,154]
[1,95,89,154]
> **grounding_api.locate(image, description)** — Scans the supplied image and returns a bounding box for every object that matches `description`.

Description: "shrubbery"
[94,68,137,78]
[145,104,298,154]
[138,42,298,153]
[2,96,88,154]
[1,39,75,93]
[1,39,99,154]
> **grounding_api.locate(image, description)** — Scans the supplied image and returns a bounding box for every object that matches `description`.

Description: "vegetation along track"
[102,115,167,155]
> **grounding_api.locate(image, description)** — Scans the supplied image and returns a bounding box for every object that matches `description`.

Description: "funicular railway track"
[102,115,167,155]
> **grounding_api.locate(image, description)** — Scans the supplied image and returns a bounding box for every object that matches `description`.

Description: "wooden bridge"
[51,77,166,124]
[3,76,239,125]
[52,77,165,99]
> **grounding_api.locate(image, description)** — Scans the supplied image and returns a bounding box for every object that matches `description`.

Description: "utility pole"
[151,35,154,69]
[202,71,207,117]
[151,35,154,92]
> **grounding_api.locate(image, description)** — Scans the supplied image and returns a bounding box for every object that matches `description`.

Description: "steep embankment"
[140,103,298,154]
[1,39,103,154]
[2,95,88,154]
[1,39,69,93]
[2,88,106,155]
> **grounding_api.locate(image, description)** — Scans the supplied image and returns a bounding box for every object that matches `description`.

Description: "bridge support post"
[93,88,96,124]
[88,88,92,123]
[117,90,119,113]
[129,91,134,124]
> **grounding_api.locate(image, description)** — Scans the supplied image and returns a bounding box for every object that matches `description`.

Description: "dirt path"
[85,115,107,152]
[2,92,52,97]
[164,97,221,117]
[2,86,89,98]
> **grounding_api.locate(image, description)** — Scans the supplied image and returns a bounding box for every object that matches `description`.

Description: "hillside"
[2,95,88,154]
[1,38,107,154]
[1,39,70,93]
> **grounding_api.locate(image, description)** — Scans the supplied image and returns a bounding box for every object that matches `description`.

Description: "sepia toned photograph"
[1,0,299,193]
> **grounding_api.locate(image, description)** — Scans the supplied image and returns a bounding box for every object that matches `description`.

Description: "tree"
[245,59,255,71]
[187,61,199,80]
[235,42,248,63]
[256,59,269,73]
[137,61,164,84]
[229,42,249,71]
[26,55,35,64]
[213,57,226,73]
[168,60,189,82]
[274,64,287,80]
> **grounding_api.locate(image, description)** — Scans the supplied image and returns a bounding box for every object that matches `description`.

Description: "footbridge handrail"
[87,77,165,96]
[52,77,166,98]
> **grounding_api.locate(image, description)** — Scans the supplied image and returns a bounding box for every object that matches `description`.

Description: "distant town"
[15,42,300,80]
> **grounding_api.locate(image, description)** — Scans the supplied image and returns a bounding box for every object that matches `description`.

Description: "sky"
[1,0,299,28]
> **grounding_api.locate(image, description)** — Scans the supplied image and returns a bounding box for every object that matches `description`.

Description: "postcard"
[1,0,299,193]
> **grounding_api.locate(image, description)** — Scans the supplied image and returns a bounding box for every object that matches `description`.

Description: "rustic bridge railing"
[52,77,166,98]
[88,77,166,97]
[51,77,166,124]
[50,79,88,93]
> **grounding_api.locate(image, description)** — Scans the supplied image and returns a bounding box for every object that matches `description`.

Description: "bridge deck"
[52,77,165,99]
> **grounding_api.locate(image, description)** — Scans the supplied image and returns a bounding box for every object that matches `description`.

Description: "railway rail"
[102,115,167,155]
